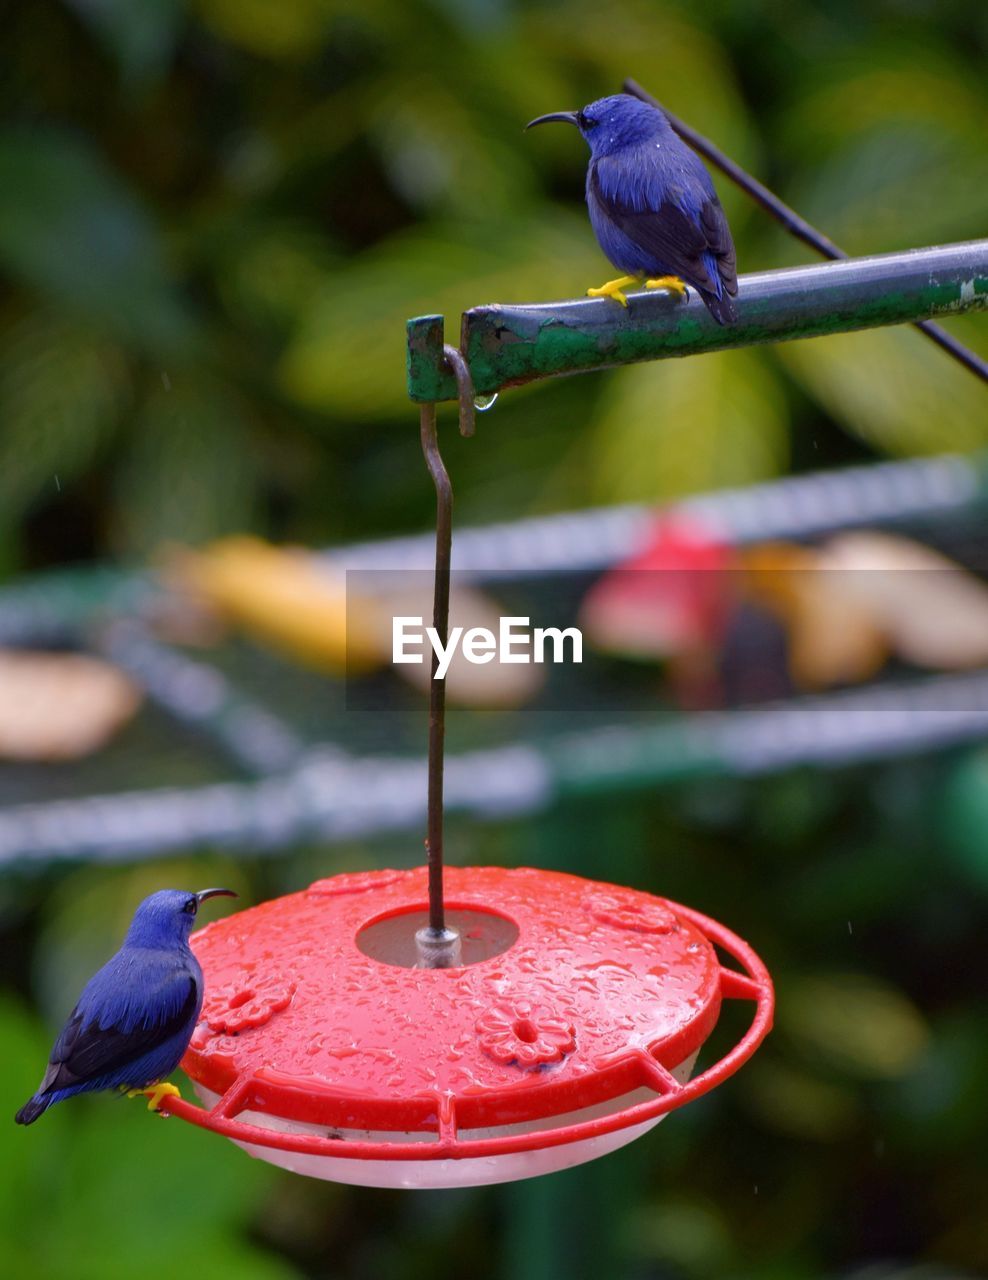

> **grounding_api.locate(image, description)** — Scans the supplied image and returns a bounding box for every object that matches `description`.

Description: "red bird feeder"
[166,865,771,1188]
[160,341,774,1185]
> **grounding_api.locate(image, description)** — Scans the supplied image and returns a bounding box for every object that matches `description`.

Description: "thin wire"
[624,77,988,385]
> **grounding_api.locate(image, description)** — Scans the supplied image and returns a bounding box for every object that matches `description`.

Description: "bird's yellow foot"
[645,275,688,300]
[587,275,642,307]
[126,1081,181,1113]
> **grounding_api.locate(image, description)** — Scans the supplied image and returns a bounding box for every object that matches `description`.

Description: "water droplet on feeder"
[473,393,498,412]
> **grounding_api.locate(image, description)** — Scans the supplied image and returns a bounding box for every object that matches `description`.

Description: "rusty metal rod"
[623,76,988,385]
[419,399,452,936]
[417,347,476,948]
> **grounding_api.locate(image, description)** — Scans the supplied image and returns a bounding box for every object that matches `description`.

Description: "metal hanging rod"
[417,341,475,964]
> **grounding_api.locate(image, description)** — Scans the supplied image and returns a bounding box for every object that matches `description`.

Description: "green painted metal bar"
[406,239,988,403]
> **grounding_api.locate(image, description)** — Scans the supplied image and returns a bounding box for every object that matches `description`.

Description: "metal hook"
[443,344,476,438]
[417,345,475,964]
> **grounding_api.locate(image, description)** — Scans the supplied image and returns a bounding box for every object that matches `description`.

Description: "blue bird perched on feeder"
[14,888,236,1125]
[527,93,738,323]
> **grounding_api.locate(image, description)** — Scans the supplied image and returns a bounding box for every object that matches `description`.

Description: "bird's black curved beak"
[196,887,237,905]
[525,111,580,130]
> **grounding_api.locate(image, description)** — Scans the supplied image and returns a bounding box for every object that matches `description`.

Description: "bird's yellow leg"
[587,274,642,307]
[126,1081,181,1112]
[644,275,688,299]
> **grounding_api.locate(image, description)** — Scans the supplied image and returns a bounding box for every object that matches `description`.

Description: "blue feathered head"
[527,93,671,155]
[124,888,236,948]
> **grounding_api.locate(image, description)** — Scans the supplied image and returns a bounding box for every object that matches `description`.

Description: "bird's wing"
[590,154,737,298]
[39,961,199,1094]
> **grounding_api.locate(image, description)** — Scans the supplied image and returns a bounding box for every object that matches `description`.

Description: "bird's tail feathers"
[702,289,738,326]
[15,1093,52,1126]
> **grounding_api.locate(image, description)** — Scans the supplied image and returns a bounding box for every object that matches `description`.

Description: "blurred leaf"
[0,130,194,354]
[63,0,185,85]
[192,0,331,58]
[788,60,988,150]
[781,972,929,1079]
[428,0,510,36]
[788,124,988,252]
[779,56,988,252]
[113,376,260,554]
[843,1266,983,1280]
[939,749,988,891]
[366,75,538,217]
[521,2,759,181]
[885,1010,988,1148]
[280,213,601,418]
[779,319,988,457]
[586,346,789,503]
[625,1195,732,1272]
[211,218,339,332]
[0,310,126,520]
[741,1053,860,1141]
[0,997,299,1279]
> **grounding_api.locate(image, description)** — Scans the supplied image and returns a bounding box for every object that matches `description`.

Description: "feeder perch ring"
[164,867,772,1188]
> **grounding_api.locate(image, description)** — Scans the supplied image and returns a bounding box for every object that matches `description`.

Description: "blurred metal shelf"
[2,449,981,645]
[3,452,988,867]
[335,451,986,581]
[2,668,988,867]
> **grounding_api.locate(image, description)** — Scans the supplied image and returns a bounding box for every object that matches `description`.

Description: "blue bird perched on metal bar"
[527,93,738,323]
[15,888,236,1125]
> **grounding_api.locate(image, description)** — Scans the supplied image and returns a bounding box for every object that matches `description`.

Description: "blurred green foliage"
[0,997,295,1280]
[2,0,988,1277]
[3,0,987,567]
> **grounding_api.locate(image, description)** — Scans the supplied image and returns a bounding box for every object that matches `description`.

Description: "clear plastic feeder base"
[193,1051,699,1189]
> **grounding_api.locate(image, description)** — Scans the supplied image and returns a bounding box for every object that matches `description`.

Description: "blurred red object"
[580,515,737,660]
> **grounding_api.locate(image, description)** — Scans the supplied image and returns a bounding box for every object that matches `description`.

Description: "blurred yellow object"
[167,538,542,707]
[0,650,141,761]
[167,537,381,674]
[742,542,888,690]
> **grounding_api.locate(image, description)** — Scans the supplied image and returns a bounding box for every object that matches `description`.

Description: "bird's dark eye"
[184,897,197,916]
[577,111,597,130]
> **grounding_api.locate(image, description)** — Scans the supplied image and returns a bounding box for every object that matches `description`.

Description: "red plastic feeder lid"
[169,867,772,1187]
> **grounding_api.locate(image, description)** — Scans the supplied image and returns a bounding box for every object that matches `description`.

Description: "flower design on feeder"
[585,892,678,935]
[476,1002,576,1068]
[201,973,297,1035]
